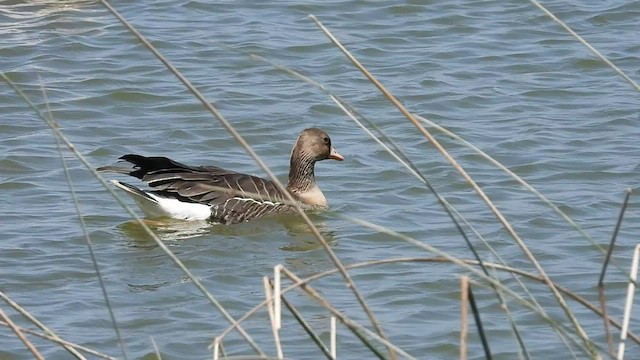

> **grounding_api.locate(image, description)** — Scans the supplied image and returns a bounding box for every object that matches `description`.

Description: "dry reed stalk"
[220,255,637,355]
[0,308,45,360]
[263,277,284,359]
[310,15,598,358]
[460,276,469,360]
[330,316,337,359]
[244,49,531,356]
[274,265,283,330]
[0,320,115,360]
[414,114,622,268]
[0,72,265,358]
[95,3,389,355]
[41,82,129,360]
[617,244,640,359]
[527,0,640,92]
[239,52,620,354]
[150,337,162,360]
[219,251,640,356]
[281,267,411,359]
[342,216,600,353]
[267,279,334,360]
[213,337,221,360]
[0,289,86,359]
[599,190,632,356]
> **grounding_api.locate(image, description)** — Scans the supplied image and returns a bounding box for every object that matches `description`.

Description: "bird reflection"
[116,212,336,251]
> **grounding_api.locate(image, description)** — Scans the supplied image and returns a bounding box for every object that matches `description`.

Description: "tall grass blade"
[282,268,409,359]
[0,307,45,360]
[415,114,628,276]
[460,276,469,360]
[40,81,129,360]
[309,15,598,357]
[617,244,640,359]
[0,320,115,359]
[599,189,632,355]
[263,277,284,359]
[467,285,492,359]
[0,71,266,357]
[96,2,390,354]
[527,0,640,92]
[268,279,334,360]
[241,48,533,356]
[0,289,86,359]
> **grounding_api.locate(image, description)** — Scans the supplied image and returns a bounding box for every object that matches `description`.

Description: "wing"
[115,154,291,224]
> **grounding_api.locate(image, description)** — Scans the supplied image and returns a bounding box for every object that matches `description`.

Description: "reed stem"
[310,15,597,358]
[0,308,45,360]
[96,2,389,355]
[599,189,632,356]
[460,276,469,360]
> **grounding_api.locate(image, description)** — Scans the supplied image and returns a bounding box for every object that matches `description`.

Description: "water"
[1,0,639,359]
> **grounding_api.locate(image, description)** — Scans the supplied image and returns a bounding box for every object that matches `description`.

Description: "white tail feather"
[110,180,211,220]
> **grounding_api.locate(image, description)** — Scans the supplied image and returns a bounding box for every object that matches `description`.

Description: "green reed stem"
[598,189,632,356]
[466,284,492,359]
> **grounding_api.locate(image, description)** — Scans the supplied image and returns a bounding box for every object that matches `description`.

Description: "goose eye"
[323,137,330,144]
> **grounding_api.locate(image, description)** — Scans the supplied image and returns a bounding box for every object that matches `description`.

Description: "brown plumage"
[98,128,343,224]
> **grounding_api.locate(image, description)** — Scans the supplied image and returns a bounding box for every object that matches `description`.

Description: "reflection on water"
[118,218,215,243]
[277,213,338,252]
[117,212,337,251]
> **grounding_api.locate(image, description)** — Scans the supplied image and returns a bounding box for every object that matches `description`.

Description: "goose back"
[118,155,292,224]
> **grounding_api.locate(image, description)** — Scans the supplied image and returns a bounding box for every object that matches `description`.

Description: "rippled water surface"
[1,1,640,359]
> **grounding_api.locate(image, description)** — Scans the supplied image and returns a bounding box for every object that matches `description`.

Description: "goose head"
[287,128,343,207]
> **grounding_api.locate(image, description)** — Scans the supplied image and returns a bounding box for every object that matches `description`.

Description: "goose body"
[98,128,343,224]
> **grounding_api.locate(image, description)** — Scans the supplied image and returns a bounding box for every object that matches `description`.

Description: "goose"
[97,128,343,224]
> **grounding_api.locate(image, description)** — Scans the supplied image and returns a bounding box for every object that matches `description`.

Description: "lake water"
[1,1,639,359]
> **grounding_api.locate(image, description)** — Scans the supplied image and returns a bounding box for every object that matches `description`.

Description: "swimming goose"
[97,128,343,224]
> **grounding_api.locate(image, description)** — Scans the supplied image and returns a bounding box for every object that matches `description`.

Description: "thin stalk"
[263,277,283,359]
[41,82,129,360]
[599,189,632,356]
[0,290,86,359]
[0,320,115,360]
[460,276,469,360]
[528,0,640,92]
[330,316,337,359]
[0,308,44,360]
[0,72,265,357]
[218,256,640,356]
[340,217,601,356]
[332,96,531,359]
[268,279,334,360]
[617,244,640,359]
[310,15,597,358]
[243,49,530,357]
[282,268,407,359]
[150,337,162,360]
[467,285,492,359]
[599,189,632,284]
[96,2,390,355]
[415,113,627,276]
